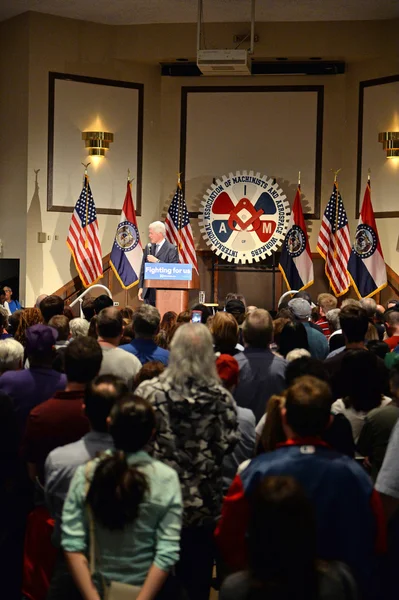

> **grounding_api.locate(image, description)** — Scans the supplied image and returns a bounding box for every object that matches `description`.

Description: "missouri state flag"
[110,180,143,289]
[348,181,387,298]
[279,185,313,291]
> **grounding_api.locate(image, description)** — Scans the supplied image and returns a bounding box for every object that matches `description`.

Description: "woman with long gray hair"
[136,322,238,600]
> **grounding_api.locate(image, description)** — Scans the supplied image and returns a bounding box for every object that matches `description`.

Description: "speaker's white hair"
[149,221,166,237]
[0,338,24,373]
[162,322,220,389]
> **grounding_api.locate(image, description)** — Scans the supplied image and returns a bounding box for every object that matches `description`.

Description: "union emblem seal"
[199,171,290,263]
[115,221,139,252]
[353,224,377,259]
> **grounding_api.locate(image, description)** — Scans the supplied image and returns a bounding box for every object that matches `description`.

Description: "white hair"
[35,293,48,308]
[326,308,341,332]
[285,348,311,363]
[0,338,24,373]
[149,221,166,237]
[163,322,220,389]
[69,317,90,338]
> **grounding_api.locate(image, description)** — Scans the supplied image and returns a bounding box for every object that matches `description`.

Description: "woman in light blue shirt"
[61,395,183,600]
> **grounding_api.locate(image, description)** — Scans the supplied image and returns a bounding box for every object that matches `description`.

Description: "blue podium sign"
[144,263,192,281]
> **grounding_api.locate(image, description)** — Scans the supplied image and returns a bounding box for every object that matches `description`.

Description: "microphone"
[147,243,152,255]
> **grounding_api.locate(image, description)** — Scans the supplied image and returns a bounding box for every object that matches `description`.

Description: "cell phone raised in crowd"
[191,310,202,323]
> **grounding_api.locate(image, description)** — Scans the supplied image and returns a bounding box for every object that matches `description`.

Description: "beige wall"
[0,12,398,305]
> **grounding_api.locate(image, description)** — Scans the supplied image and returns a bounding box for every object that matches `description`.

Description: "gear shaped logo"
[199,171,291,263]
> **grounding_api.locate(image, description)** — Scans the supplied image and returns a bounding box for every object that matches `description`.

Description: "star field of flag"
[168,188,190,228]
[75,184,98,226]
[324,187,348,233]
[165,186,198,273]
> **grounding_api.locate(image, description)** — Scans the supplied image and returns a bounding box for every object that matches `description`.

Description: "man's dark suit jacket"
[139,239,179,305]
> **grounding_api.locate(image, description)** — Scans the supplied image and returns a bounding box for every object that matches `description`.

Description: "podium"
[144,263,200,316]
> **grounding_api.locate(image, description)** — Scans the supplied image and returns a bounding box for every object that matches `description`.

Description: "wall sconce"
[82,131,114,156]
[378,132,399,158]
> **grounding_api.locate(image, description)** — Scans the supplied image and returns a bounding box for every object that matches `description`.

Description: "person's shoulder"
[154,346,169,362]
[114,346,141,363]
[149,455,180,483]
[46,438,85,468]
[119,341,136,354]
[318,561,357,600]
[237,406,256,426]
[220,571,250,600]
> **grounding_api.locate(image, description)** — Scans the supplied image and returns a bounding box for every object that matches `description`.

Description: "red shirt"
[384,336,399,351]
[22,389,89,469]
[315,318,331,339]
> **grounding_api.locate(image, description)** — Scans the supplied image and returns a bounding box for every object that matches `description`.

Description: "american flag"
[67,175,103,287]
[317,182,351,296]
[165,185,198,273]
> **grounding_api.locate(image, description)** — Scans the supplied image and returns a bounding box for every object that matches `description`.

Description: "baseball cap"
[216,354,239,388]
[26,324,58,354]
[225,299,246,314]
[288,298,312,320]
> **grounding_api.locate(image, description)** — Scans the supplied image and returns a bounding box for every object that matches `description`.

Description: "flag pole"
[331,168,341,259]
[298,170,301,189]
[81,162,91,249]
[368,168,371,187]
[177,172,183,251]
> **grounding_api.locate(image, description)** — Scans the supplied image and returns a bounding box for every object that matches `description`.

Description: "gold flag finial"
[177,172,182,189]
[127,168,131,182]
[331,168,341,183]
[368,168,371,182]
[298,171,301,187]
[81,162,91,174]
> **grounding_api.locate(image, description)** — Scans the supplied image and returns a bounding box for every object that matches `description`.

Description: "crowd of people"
[2,288,399,600]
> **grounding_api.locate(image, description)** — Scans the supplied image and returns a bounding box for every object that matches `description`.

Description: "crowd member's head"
[272,317,291,350]
[317,293,337,317]
[97,307,123,344]
[246,305,257,315]
[258,395,286,453]
[288,297,311,322]
[285,348,311,362]
[156,311,177,349]
[166,323,219,389]
[360,295,377,319]
[3,286,13,305]
[133,305,160,340]
[0,338,24,374]
[39,295,64,324]
[63,307,74,322]
[14,307,43,346]
[160,311,177,332]
[35,293,48,308]
[93,294,113,315]
[216,354,239,392]
[376,304,385,314]
[48,315,70,342]
[389,363,399,402]
[82,296,96,322]
[339,304,368,345]
[88,316,98,339]
[0,307,9,333]
[87,396,155,530]
[365,321,379,341]
[69,317,89,338]
[386,298,399,311]
[177,310,191,323]
[8,309,23,336]
[243,309,273,349]
[119,321,134,345]
[285,356,330,387]
[25,324,58,368]
[211,311,239,355]
[282,376,332,439]
[225,299,246,326]
[247,476,318,600]
[225,292,246,310]
[326,308,340,332]
[191,303,213,325]
[340,297,361,309]
[133,361,165,390]
[341,349,384,413]
[385,309,399,338]
[366,340,390,361]
[64,336,102,385]
[148,220,166,244]
[293,290,313,305]
[278,321,309,358]
[275,307,294,321]
[120,306,134,321]
[84,374,128,433]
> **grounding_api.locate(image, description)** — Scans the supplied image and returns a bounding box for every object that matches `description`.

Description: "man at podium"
[138,221,179,305]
